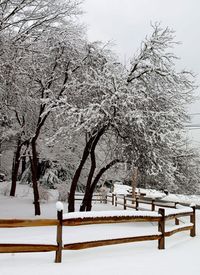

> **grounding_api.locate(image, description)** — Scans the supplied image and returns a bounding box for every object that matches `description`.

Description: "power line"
[188,113,200,116]
[185,124,200,128]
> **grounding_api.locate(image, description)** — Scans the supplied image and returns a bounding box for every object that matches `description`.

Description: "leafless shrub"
[38,185,50,202]
[0,184,10,196]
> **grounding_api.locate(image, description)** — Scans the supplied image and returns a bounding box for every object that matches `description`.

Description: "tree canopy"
[0,1,198,214]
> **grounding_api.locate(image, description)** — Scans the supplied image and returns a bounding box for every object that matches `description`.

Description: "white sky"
[81,0,200,146]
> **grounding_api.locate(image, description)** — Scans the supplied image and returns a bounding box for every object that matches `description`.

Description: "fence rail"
[106,193,200,211]
[74,192,105,202]
[0,244,58,253]
[0,201,196,263]
[0,219,58,228]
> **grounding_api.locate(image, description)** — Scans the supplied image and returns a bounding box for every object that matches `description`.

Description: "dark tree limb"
[79,128,106,211]
[86,159,120,211]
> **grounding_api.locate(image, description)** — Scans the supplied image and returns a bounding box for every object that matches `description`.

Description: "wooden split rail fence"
[74,192,106,202]
[0,203,196,263]
[106,193,199,212]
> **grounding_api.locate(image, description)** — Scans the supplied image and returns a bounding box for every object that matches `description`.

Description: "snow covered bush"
[40,169,60,189]
[113,184,132,195]
[57,183,69,202]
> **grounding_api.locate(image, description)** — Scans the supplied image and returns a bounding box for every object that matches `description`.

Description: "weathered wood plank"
[63,234,161,250]
[165,212,193,221]
[190,206,196,237]
[175,217,179,225]
[55,210,63,263]
[0,244,57,253]
[124,196,126,210]
[125,204,136,209]
[158,208,165,249]
[154,203,175,209]
[125,197,135,203]
[63,216,161,226]
[116,202,124,206]
[165,225,193,237]
[0,219,58,228]
[151,200,155,211]
[138,200,152,205]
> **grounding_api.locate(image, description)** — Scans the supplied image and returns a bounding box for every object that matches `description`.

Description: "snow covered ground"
[0,183,200,275]
[114,183,200,206]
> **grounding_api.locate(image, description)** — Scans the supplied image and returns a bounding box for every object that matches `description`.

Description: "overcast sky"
[81,0,200,145]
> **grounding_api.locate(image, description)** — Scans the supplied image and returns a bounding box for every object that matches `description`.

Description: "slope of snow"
[0,184,200,275]
[114,184,200,206]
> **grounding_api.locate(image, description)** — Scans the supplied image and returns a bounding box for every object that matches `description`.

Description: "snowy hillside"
[0,183,200,275]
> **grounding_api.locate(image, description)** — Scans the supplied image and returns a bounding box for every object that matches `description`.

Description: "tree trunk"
[68,156,88,212]
[68,127,107,213]
[10,139,22,197]
[30,139,41,216]
[131,167,138,199]
[28,110,49,216]
[86,159,120,211]
[80,148,96,212]
[79,130,105,212]
[21,155,26,176]
[68,135,95,212]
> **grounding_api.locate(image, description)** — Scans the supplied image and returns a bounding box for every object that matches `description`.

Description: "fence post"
[190,206,196,237]
[151,199,155,211]
[136,197,139,211]
[115,195,118,207]
[105,195,107,204]
[158,208,165,249]
[55,203,63,263]
[174,202,179,225]
[100,193,102,203]
[124,196,126,210]
[112,194,115,205]
[175,217,179,225]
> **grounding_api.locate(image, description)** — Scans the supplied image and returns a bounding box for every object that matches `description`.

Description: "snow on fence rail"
[0,203,196,263]
[106,193,200,211]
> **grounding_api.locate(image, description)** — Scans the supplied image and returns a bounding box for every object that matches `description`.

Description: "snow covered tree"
[0,0,84,215]
[172,146,200,194]
[55,24,196,212]
[0,0,82,38]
